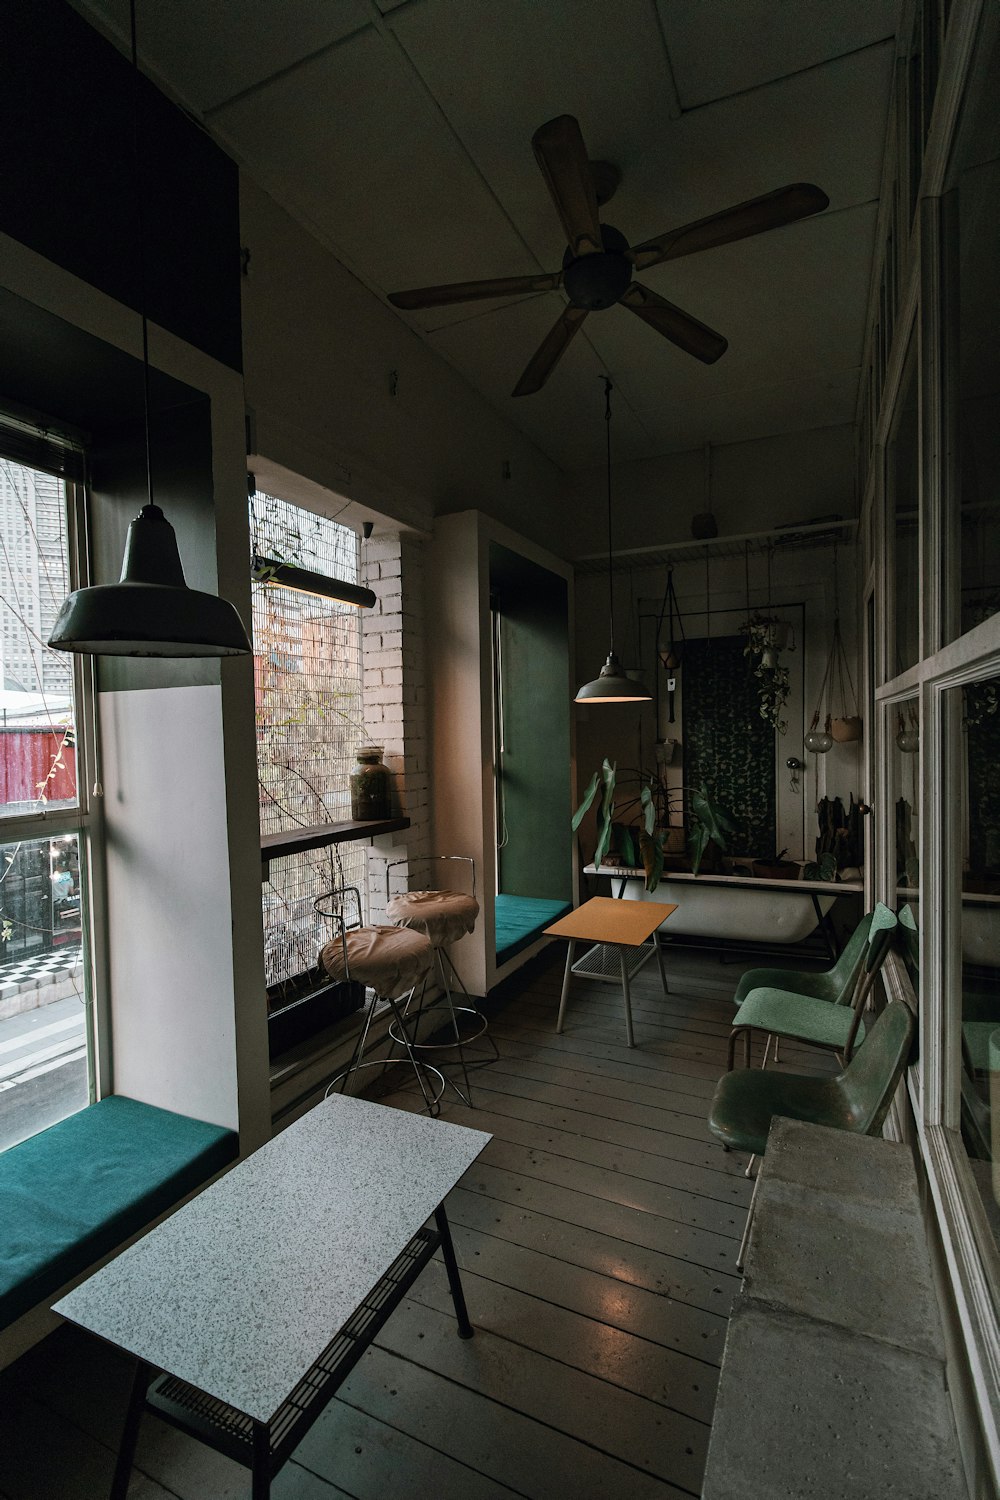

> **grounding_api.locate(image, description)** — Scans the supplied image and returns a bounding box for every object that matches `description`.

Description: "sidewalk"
[0,947,88,1152]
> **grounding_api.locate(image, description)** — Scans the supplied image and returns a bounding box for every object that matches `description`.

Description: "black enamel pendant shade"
[574,377,651,704]
[251,555,376,610]
[49,504,252,657]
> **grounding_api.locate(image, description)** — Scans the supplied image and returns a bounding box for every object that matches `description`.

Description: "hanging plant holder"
[807,616,861,752]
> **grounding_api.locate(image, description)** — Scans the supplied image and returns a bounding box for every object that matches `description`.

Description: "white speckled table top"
[55,1095,490,1423]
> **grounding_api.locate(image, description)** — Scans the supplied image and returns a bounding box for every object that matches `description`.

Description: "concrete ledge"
[702,1118,966,1499]
[704,1300,966,1500]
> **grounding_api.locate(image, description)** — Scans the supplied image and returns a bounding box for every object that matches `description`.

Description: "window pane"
[888,341,920,678]
[251,492,368,994]
[0,456,78,813]
[951,673,1000,1244]
[942,9,1000,645]
[892,694,921,997]
[0,832,89,1152]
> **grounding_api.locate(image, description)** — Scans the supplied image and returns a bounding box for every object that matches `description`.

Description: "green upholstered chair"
[727,903,897,1072]
[731,907,876,1008]
[709,997,915,1266]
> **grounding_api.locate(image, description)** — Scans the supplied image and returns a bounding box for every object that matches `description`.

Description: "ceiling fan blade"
[388,271,562,311]
[620,284,727,364]
[512,304,589,397]
[630,183,830,271]
[531,115,603,259]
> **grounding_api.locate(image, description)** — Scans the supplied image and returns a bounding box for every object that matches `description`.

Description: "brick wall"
[360,531,429,922]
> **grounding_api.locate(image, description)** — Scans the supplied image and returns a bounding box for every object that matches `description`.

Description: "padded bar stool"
[315,886,445,1117]
[385,856,499,1107]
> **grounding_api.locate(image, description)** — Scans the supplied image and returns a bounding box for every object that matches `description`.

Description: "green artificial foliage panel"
[966,676,1000,876]
[682,636,776,858]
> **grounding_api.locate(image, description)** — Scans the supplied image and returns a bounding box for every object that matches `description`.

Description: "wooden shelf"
[261,818,410,871]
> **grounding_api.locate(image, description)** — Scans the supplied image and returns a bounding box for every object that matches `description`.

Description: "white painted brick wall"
[361,532,430,924]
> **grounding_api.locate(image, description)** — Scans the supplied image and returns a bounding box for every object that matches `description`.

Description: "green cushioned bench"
[495,893,572,967]
[0,1095,238,1331]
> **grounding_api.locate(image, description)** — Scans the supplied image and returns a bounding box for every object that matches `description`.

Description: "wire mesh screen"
[252,492,368,993]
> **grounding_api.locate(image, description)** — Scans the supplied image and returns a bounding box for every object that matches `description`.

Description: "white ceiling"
[73,0,897,472]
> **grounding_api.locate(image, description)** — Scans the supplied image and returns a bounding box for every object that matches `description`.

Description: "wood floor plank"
[483,1052,725,1121]
[474,1136,745,1240]
[384,1089,753,1209]
[340,1345,692,1500]
[457,1160,743,1277]
[294,1394,520,1499]
[488,1017,731,1083]
[442,1216,729,1363]
[452,1066,739,1154]
[492,1033,720,1101]
[389,1072,750,1181]
[407,1255,720,1423]
[375,1298,709,1494]
[443,1186,739,1321]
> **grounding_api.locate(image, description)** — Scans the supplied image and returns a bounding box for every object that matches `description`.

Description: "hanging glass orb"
[804,728,834,753]
[896,726,920,754]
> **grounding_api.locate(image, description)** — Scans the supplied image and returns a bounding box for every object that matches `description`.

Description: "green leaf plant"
[573,764,735,887]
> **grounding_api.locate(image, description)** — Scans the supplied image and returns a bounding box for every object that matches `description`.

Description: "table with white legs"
[55,1094,490,1499]
[545,895,677,1048]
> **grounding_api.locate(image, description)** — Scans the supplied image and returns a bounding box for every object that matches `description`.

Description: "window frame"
[0,460,107,1115]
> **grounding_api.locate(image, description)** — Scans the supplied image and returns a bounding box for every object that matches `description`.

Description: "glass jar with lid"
[350,745,391,820]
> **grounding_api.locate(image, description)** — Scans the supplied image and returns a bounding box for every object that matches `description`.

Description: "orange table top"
[544,895,677,947]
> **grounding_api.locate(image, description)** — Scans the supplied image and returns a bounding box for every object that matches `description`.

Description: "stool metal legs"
[394,944,498,1108]
[328,985,446,1117]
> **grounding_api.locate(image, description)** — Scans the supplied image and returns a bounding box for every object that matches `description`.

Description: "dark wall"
[0,288,221,692]
[3,0,242,374]
[491,543,572,902]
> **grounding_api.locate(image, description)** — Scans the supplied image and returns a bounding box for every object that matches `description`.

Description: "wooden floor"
[0,942,834,1500]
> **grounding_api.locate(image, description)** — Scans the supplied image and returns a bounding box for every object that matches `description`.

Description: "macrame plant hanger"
[805,541,861,752]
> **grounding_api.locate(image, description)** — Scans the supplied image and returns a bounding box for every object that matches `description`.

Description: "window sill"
[260,818,410,874]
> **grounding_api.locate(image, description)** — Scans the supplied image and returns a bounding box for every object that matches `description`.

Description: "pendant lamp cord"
[129,0,155,513]
[603,376,614,656]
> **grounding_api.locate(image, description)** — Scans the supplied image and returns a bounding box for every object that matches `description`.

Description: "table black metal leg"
[110,1358,153,1500]
[252,1421,271,1500]
[435,1204,473,1339]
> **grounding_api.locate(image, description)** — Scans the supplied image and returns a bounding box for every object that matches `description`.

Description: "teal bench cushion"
[0,1095,238,1328]
[495,893,571,967]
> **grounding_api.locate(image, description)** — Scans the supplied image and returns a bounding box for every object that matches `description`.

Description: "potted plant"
[741,614,793,733]
[574,766,739,885]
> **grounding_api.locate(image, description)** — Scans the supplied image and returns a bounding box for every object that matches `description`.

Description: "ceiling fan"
[388,115,828,397]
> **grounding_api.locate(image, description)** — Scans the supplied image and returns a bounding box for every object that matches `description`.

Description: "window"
[0,444,96,1152]
[251,490,368,1000]
[948,671,1000,1245]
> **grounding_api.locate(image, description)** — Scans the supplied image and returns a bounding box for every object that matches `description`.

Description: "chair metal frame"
[711,998,916,1268]
[384,855,498,1107]
[313,885,444,1116]
[727,911,897,1073]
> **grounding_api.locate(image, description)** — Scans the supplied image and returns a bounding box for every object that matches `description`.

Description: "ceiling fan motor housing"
[562,223,632,309]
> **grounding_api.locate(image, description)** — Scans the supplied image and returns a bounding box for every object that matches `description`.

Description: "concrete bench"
[702,1117,967,1499]
[0,1095,237,1365]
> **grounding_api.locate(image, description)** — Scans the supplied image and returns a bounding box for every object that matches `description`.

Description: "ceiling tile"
[657,0,897,110]
[213,27,538,292]
[73,0,373,114]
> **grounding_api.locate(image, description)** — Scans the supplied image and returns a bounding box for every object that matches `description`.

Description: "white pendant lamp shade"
[49,504,252,657]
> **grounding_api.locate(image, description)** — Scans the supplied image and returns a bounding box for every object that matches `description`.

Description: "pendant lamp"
[47,0,251,660]
[575,378,650,704]
[251,555,376,610]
